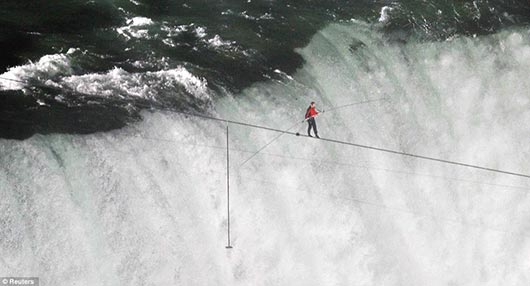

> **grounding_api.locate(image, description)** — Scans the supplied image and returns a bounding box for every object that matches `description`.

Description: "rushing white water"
[61,66,211,102]
[0,49,77,91]
[1,22,530,285]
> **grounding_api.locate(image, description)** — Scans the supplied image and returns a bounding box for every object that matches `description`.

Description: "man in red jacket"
[305,101,320,138]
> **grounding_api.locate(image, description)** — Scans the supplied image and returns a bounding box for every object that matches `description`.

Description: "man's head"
[310,101,315,107]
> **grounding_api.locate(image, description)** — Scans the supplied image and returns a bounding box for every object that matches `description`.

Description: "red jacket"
[305,106,318,119]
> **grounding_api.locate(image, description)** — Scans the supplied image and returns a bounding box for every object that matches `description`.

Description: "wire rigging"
[166,109,530,179]
[322,97,390,112]
[239,120,303,167]
[118,133,530,192]
[1,75,529,179]
[239,98,388,166]
[234,169,511,236]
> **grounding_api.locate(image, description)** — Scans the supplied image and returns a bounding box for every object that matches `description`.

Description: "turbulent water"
[2,1,530,285]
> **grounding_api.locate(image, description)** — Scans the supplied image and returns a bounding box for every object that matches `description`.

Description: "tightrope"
[1,75,529,179]
[169,109,530,179]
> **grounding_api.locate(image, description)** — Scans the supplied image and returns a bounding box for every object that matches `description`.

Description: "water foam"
[207,35,234,48]
[0,49,77,90]
[378,6,394,23]
[115,18,240,57]
[116,17,155,40]
[60,66,210,102]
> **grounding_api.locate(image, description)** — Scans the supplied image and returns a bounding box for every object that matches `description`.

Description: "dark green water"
[1,0,530,139]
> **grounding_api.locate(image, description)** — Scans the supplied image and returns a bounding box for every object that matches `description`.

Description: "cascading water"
[1,1,530,285]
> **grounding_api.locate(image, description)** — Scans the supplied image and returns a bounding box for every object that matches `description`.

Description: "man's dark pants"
[307,117,318,136]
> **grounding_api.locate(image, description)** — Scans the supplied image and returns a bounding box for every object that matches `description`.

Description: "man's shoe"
[315,134,320,138]
[308,134,313,137]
